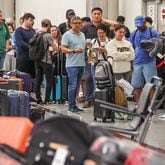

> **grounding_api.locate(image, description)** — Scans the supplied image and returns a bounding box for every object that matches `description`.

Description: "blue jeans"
[84,63,95,102]
[66,66,84,109]
[0,52,6,69]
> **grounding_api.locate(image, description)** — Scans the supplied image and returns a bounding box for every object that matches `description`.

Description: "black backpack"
[25,116,112,165]
[29,32,48,61]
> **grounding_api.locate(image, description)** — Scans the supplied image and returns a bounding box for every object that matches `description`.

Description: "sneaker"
[77,97,85,103]
[127,115,133,120]
[68,108,80,113]
[82,101,91,108]
[75,106,84,112]
[115,113,125,120]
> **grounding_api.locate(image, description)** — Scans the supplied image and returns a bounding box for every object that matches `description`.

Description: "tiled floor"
[44,101,165,152]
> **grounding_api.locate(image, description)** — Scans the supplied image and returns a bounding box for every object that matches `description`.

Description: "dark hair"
[66,9,75,17]
[114,24,125,32]
[22,13,35,21]
[117,16,125,23]
[91,7,102,14]
[50,25,62,44]
[7,23,15,31]
[41,19,51,27]
[81,17,91,22]
[145,16,153,25]
[96,24,107,33]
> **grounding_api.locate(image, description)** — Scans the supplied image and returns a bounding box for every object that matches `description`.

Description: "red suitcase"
[0,117,34,153]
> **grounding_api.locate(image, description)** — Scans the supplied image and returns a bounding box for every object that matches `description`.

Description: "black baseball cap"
[66,9,75,16]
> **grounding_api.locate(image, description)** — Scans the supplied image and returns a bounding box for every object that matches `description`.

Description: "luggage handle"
[0,81,8,84]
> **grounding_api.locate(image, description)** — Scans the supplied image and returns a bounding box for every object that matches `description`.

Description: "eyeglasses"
[72,22,82,25]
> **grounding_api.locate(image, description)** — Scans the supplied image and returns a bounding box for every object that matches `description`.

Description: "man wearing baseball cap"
[59,9,75,35]
[130,15,159,103]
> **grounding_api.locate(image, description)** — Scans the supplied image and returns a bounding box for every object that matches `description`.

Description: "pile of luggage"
[0,116,164,165]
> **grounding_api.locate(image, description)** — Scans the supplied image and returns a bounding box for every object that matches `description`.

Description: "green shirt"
[0,23,10,54]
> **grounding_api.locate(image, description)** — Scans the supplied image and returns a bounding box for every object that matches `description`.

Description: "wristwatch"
[72,49,76,53]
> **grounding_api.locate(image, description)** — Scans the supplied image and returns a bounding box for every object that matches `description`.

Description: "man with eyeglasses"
[61,16,86,113]
[81,7,113,108]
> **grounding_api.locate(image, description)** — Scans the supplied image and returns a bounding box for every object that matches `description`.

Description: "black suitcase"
[0,89,9,116]
[94,87,115,122]
[61,75,68,102]
[60,52,68,102]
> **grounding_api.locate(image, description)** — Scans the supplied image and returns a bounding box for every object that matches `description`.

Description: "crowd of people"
[0,7,160,113]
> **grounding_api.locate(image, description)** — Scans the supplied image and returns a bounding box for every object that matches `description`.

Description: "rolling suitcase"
[60,52,68,102]
[0,89,9,116]
[94,87,115,122]
[5,71,32,94]
[55,75,62,102]
[0,117,33,153]
[7,90,30,117]
[15,71,32,94]
[61,75,68,102]
[0,77,23,91]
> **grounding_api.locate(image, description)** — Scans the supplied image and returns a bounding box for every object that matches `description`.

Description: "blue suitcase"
[55,75,61,102]
[7,90,30,117]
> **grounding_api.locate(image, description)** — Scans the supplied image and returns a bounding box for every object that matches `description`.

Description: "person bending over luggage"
[35,19,57,104]
[107,24,134,83]
[61,16,86,113]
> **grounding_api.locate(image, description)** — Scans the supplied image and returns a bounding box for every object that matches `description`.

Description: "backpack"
[29,32,48,61]
[25,116,110,165]
[95,57,115,90]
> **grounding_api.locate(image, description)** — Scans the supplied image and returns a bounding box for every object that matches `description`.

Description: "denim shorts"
[131,61,157,88]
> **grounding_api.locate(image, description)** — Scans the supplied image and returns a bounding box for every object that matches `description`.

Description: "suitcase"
[15,71,32,94]
[60,52,68,102]
[0,117,33,153]
[5,71,32,94]
[0,77,23,91]
[0,89,9,116]
[55,75,62,102]
[7,90,30,117]
[51,52,68,103]
[61,52,67,76]
[61,75,68,102]
[94,88,115,122]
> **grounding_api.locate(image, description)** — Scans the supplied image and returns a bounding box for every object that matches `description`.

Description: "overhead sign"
[161,7,165,21]
[148,5,155,22]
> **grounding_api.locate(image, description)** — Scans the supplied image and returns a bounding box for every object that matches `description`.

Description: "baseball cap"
[66,9,75,16]
[134,16,145,27]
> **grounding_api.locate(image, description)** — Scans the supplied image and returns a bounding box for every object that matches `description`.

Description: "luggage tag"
[50,143,69,165]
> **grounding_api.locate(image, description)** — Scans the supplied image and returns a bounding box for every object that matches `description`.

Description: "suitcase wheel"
[111,118,115,123]
[102,118,106,123]
[61,100,65,104]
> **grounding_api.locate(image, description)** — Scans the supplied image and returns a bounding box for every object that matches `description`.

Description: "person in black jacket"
[117,16,130,40]
[58,9,75,35]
